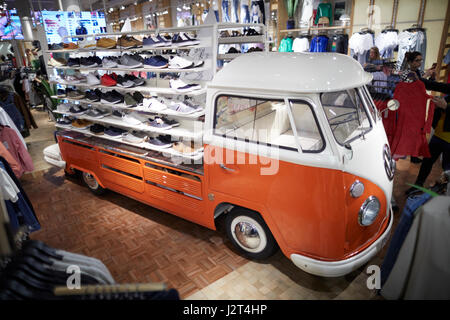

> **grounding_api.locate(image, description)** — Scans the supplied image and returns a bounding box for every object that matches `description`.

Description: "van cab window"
[214,95,324,153]
[321,89,372,145]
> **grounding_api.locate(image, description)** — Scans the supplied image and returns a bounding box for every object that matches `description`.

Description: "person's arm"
[420,77,450,94]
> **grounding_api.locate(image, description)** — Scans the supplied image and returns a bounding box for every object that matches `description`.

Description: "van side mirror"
[387,99,400,111]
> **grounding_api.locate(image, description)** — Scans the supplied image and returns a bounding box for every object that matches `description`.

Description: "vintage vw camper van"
[55,52,394,277]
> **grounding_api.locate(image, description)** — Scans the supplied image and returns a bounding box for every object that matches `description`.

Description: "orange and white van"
[53,52,395,277]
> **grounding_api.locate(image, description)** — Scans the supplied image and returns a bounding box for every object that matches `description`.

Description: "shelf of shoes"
[47,65,208,74]
[49,80,207,96]
[55,124,204,161]
[52,98,205,119]
[216,23,268,61]
[53,110,204,140]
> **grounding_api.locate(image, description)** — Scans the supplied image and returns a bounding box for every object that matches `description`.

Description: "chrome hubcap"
[234,222,261,249]
[83,173,98,189]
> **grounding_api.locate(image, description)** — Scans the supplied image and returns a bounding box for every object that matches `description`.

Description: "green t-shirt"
[315,3,333,26]
[279,37,293,52]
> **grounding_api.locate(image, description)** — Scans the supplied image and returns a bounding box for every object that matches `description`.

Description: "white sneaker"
[48,57,66,67]
[78,37,97,49]
[143,98,167,111]
[168,56,194,69]
[169,79,201,92]
[122,112,148,125]
[86,73,100,85]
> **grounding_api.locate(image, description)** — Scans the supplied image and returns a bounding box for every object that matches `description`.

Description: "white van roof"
[210,52,373,94]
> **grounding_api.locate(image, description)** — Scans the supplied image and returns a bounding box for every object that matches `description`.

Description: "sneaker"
[124,93,138,107]
[116,75,135,88]
[117,54,143,68]
[56,117,72,126]
[117,35,138,49]
[48,57,67,67]
[71,119,92,129]
[133,92,144,105]
[125,74,145,86]
[85,89,101,102]
[180,33,200,45]
[102,56,118,68]
[101,90,123,104]
[89,123,105,135]
[49,43,63,50]
[63,42,79,50]
[56,89,66,98]
[148,135,173,148]
[80,56,98,67]
[171,33,191,47]
[143,35,167,48]
[169,79,201,92]
[86,72,101,85]
[57,103,73,113]
[112,109,125,118]
[167,100,198,114]
[164,118,179,127]
[122,131,147,144]
[101,74,117,86]
[69,105,86,114]
[168,56,194,69]
[156,35,172,46]
[96,37,117,49]
[67,57,80,67]
[104,126,127,138]
[123,113,146,125]
[143,98,167,111]
[172,141,201,155]
[148,117,172,129]
[144,55,168,69]
[85,108,109,118]
[78,37,97,49]
[67,90,85,99]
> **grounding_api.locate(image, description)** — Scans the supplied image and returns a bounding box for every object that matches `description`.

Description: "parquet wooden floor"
[22,168,247,298]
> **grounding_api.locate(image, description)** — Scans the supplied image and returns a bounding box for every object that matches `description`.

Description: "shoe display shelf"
[216,23,268,61]
[47,65,208,74]
[49,81,208,97]
[54,124,204,161]
[53,110,203,140]
[51,97,205,120]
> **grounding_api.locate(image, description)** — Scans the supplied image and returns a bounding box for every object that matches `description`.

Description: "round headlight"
[350,180,364,198]
[358,196,381,226]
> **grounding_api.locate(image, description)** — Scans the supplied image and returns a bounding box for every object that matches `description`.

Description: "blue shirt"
[310,36,328,52]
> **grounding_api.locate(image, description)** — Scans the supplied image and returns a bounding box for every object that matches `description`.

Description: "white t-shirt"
[292,37,310,52]
[300,0,314,24]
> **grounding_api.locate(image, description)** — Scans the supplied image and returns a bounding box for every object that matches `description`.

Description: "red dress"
[374,99,397,146]
[390,80,434,159]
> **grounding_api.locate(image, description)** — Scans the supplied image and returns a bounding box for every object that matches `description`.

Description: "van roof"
[209,52,373,94]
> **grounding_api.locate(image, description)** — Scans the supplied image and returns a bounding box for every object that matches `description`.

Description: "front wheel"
[226,208,278,260]
[82,172,105,195]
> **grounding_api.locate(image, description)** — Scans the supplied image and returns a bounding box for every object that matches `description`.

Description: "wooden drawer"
[143,166,202,198]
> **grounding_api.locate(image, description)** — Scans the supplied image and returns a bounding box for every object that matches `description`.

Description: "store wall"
[351,0,448,69]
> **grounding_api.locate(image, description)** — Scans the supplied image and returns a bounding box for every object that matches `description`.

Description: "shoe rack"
[215,23,268,62]
[47,24,217,165]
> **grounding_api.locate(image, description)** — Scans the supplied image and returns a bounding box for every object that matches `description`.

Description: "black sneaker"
[125,74,145,86]
[85,90,101,102]
[56,89,66,97]
[227,47,240,54]
[101,90,123,104]
[164,118,180,127]
[89,123,105,135]
[112,109,125,118]
[67,58,80,67]
[133,92,144,104]
[116,75,135,88]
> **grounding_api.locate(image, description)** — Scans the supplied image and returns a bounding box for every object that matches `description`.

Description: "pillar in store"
[58,0,81,11]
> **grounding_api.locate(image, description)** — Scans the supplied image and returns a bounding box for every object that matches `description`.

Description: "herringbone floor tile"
[22,168,248,298]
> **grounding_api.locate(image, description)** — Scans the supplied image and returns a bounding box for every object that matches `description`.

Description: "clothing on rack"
[0,142,21,177]
[0,126,34,176]
[397,29,426,70]
[251,0,265,24]
[349,32,374,65]
[0,92,24,133]
[327,33,348,54]
[310,35,328,52]
[0,162,40,233]
[279,36,294,52]
[375,31,398,59]
[292,37,310,52]
[299,0,314,26]
[381,196,450,300]
[0,107,27,151]
[241,1,251,24]
[14,92,37,130]
[314,2,333,25]
[221,0,230,22]
[390,80,434,159]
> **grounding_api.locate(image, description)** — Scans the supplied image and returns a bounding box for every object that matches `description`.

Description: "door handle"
[220,164,235,172]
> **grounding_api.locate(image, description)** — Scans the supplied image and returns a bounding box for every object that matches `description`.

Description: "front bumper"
[290,206,393,277]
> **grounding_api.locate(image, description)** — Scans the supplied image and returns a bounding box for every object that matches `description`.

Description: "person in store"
[364,47,383,72]
[405,95,450,195]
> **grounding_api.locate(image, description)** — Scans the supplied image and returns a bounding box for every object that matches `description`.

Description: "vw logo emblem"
[383,144,394,181]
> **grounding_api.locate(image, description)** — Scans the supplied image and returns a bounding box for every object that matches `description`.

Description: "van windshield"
[321,88,372,145]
